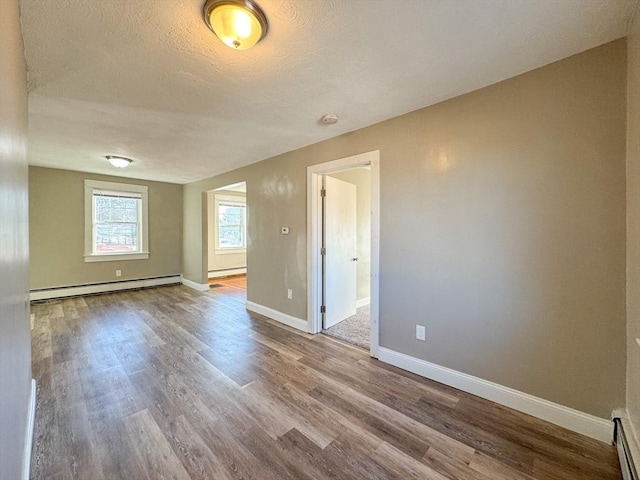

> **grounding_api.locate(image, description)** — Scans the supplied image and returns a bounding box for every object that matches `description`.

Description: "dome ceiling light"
[203,0,268,50]
[106,155,133,168]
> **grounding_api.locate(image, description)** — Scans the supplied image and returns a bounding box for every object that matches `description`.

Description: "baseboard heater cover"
[208,268,247,279]
[30,275,182,301]
[615,417,639,480]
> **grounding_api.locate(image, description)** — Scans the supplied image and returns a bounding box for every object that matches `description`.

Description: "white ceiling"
[21,0,638,184]
[215,181,246,193]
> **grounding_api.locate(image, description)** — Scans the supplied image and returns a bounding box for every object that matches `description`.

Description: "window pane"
[219,205,243,226]
[110,208,126,222]
[95,223,138,252]
[219,225,244,248]
[123,206,138,222]
[217,203,245,249]
[95,197,111,221]
[93,194,141,253]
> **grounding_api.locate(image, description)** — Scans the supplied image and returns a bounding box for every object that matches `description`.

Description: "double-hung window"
[84,179,149,262]
[215,194,246,254]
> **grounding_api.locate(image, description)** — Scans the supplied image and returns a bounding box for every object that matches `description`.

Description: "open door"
[323,175,357,329]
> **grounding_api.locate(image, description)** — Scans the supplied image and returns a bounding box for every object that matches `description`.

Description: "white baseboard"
[245,301,309,333]
[22,379,36,480]
[378,347,613,444]
[208,268,246,279]
[356,297,371,308]
[181,277,210,292]
[30,275,182,301]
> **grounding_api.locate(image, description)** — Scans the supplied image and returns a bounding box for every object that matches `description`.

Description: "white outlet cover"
[416,325,426,341]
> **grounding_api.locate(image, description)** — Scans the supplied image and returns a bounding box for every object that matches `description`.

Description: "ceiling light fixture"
[203,0,268,50]
[106,155,133,168]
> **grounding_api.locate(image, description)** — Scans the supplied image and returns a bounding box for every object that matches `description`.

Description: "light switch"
[281,227,290,235]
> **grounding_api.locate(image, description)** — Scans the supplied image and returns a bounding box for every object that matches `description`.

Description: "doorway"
[322,170,370,349]
[307,151,380,357]
[206,182,248,301]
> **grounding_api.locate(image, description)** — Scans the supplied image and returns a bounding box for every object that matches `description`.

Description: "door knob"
[352,257,358,261]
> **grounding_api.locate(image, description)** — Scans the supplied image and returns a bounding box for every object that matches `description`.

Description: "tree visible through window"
[94,192,141,253]
[217,201,246,249]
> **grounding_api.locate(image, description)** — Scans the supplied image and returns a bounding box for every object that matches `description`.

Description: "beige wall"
[329,168,371,302]
[627,10,640,444]
[0,0,33,478]
[29,167,183,289]
[184,40,627,418]
[185,157,310,309]
[207,190,247,273]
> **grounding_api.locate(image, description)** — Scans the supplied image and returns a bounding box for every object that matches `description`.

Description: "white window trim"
[214,194,246,255]
[84,179,149,262]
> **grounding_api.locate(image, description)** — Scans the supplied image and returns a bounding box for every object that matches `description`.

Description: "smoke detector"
[320,113,338,125]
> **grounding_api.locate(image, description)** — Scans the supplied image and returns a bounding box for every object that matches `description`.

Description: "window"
[215,194,246,253]
[84,180,149,262]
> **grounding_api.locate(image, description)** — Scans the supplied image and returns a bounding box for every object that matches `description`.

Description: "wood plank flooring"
[30,278,621,479]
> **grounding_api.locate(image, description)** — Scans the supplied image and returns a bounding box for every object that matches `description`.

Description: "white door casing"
[323,176,357,328]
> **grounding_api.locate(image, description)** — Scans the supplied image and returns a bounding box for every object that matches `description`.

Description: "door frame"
[307,150,380,358]
[204,182,248,280]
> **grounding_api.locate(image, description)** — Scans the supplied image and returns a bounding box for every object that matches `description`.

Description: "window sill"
[84,252,150,263]
[214,248,246,256]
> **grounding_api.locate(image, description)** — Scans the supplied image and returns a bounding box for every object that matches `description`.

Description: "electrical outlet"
[115,269,122,277]
[416,325,426,341]
[281,226,290,235]
[287,289,293,300]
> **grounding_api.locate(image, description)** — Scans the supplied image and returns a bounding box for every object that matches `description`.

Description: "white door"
[323,176,357,329]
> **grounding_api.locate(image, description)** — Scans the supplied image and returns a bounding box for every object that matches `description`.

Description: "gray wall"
[29,167,183,289]
[0,0,33,478]
[329,168,371,302]
[626,11,640,442]
[183,40,627,418]
[184,155,310,311]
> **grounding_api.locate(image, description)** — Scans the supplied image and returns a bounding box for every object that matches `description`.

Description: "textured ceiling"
[20,0,638,184]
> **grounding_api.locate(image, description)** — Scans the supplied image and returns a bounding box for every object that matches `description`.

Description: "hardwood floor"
[30,282,621,479]
[208,274,247,295]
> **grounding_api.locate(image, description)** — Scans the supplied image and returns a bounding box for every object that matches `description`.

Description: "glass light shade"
[204,0,268,50]
[106,156,132,168]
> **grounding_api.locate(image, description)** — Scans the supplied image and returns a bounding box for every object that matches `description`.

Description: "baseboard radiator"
[29,275,182,301]
[615,417,639,480]
[208,267,246,279]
